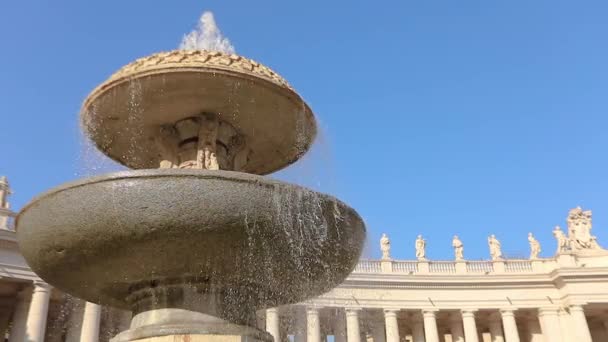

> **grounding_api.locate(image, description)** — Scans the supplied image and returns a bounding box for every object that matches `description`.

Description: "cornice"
[0,262,40,281]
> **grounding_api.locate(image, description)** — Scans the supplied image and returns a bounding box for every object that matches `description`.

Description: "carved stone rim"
[15,169,356,224]
[82,50,295,114]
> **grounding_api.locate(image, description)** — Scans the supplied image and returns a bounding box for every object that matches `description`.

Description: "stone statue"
[488,234,502,260]
[452,235,464,261]
[415,235,426,261]
[380,233,391,260]
[553,226,569,254]
[567,207,600,250]
[197,114,220,170]
[155,125,180,169]
[591,235,602,250]
[528,232,541,259]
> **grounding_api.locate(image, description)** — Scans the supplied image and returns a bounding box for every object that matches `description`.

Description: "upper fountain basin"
[81,50,317,174]
[16,169,365,315]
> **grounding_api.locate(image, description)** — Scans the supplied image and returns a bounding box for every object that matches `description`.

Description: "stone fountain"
[15,50,366,341]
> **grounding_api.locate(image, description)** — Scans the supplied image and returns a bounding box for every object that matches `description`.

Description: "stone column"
[295,307,307,342]
[422,310,440,342]
[558,309,573,342]
[449,312,465,342]
[538,308,562,342]
[488,313,505,342]
[412,315,425,342]
[80,302,102,342]
[384,309,399,342]
[346,308,361,342]
[461,310,479,342]
[24,281,51,342]
[267,308,281,342]
[307,307,321,342]
[499,310,519,342]
[8,288,30,342]
[569,305,592,342]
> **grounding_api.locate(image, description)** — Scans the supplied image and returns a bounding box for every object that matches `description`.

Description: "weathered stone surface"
[126,335,266,342]
[81,50,316,175]
[16,169,365,325]
[110,308,273,342]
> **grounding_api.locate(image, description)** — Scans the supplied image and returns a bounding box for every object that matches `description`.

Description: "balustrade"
[429,261,457,273]
[354,260,381,273]
[504,260,533,272]
[392,261,418,273]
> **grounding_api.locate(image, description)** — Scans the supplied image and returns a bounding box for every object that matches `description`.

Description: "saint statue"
[415,235,426,260]
[528,232,541,259]
[567,207,600,250]
[380,233,391,260]
[488,234,502,260]
[553,226,569,254]
[452,235,464,261]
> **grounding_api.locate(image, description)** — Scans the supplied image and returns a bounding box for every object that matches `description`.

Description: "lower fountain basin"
[16,169,365,325]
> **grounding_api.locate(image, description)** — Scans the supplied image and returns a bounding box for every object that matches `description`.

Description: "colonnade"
[4,281,102,342]
[264,305,596,342]
[0,282,599,342]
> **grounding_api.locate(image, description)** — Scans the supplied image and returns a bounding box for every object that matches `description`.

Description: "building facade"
[1,177,608,341]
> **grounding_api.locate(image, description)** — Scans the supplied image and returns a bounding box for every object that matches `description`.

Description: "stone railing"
[504,260,534,272]
[353,260,382,273]
[466,261,494,273]
[428,261,457,273]
[353,258,560,275]
[392,261,418,273]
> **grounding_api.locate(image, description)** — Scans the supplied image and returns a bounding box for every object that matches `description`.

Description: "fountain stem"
[156,114,246,170]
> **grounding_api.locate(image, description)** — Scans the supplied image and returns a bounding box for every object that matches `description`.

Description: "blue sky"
[1,1,608,261]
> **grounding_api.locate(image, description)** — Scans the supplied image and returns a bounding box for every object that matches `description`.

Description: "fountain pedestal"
[136,335,263,342]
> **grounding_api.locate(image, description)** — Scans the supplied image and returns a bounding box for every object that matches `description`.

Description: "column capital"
[461,309,478,317]
[383,309,399,316]
[499,308,517,316]
[345,307,361,316]
[538,307,560,316]
[422,309,439,318]
[568,304,585,313]
[266,307,279,314]
[306,306,321,314]
[32,281,51,292]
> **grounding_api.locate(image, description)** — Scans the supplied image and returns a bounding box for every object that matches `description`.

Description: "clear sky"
[1,1,608,261]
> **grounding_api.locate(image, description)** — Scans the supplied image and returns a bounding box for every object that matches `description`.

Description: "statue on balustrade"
[567,207,604,251]
[415,235,426,260]
[380,233,391,260]
[452,235,464,261]
[528,232,541,259]
[553,226,569,254]
[488,234,502,260]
